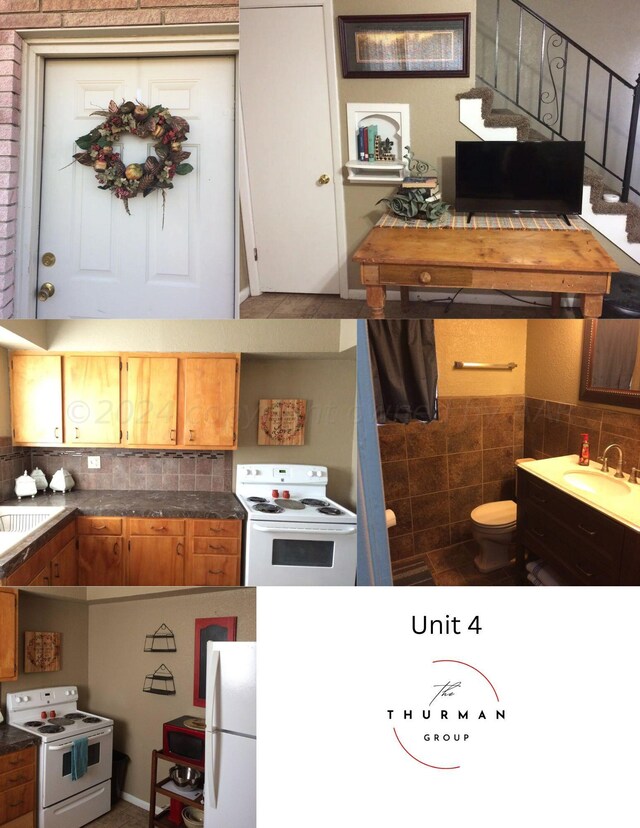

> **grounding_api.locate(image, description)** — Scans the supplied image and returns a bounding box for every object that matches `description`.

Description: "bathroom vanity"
[516,455,640,585]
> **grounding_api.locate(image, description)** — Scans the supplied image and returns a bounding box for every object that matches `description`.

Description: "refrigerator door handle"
[206,647,221,731]
[206,729,219,808]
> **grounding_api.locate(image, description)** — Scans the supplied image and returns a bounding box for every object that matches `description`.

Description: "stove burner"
[65,713,86,720]
[24,720,44,728]
[247,496,267,503]
[274,498,305,510]
[301,498,328,507]
[49,717,76,726]
[82,716,101,724]
[318,506,344,516]
[253,503,284,514]
[39,725,65,734]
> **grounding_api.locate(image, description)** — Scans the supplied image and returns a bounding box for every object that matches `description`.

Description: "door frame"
[14,24,240,319]
[239,0,349,300]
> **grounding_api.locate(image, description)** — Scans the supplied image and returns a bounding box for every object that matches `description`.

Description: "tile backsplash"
[1,442,232,498]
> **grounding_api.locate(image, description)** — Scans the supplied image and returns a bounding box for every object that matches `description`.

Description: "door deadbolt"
[41,252,56,267]
[38,282,55,301]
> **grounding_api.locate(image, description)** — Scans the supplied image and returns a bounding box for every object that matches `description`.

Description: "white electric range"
[236,464,357,586]
[6,686,113,828]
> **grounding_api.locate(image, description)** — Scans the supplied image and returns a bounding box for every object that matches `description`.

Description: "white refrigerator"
[205,641,256,828]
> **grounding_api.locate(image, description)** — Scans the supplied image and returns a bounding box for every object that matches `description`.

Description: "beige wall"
[336,0,477,289]
[0,347,9,438]
[1,592,89,706]
[236,356,356,508]
[436,319,527,396]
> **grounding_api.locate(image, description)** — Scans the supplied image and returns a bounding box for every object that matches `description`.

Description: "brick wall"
[0,0,238,318]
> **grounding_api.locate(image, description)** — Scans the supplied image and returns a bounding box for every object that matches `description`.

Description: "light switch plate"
[88,456,101,469]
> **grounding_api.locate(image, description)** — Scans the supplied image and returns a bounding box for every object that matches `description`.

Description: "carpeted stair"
[456,86,640,244]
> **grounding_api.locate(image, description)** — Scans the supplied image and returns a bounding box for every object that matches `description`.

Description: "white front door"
[37,57,236,319]
[240,6,341,294]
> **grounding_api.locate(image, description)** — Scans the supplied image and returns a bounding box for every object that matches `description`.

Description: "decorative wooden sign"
[24,631,61,673]
[258,399,307,446]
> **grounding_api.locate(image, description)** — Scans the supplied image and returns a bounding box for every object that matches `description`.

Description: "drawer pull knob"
[209,569,224,575]
[576,563,594,578]
[208,544,224,551]
[151,525,167,532]
[418,271,432,284]
[94,524,107,530]
[578,523,597,537]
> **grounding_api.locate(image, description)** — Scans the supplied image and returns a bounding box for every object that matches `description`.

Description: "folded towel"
[71,737,88,781]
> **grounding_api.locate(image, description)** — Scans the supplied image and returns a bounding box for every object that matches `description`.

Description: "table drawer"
[0,766,34,794]
[128,519,185,536]
[379,264,473,287]
[0,751,33,776]
[191,519,242,539]
[192,538,240,558]
[77,517,122,535]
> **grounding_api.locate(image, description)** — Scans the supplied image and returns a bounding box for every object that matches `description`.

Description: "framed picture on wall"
[338,14,470,78]
[193,616,237,707]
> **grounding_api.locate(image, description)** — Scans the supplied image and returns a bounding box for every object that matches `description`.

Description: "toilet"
[470,458,534,573]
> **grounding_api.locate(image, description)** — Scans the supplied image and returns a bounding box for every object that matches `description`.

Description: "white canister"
[30,467,48,491]
[15,471,37,499]
[49,468,75,493]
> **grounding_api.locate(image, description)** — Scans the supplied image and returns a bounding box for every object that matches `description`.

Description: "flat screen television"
[455,140,585,223]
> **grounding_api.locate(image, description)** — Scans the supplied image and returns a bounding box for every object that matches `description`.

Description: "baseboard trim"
[238,286,251,304]
[347,288,579,308]
[120,792,154,813]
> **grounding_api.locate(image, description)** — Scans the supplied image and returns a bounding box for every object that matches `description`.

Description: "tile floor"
[87,800,148,827]
[240,292,581,319]
[393,539,521,586]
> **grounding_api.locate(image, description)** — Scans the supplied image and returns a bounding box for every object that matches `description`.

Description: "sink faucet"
[598,443,625,478]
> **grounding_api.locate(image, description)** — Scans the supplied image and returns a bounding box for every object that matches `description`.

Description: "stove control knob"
[65,690,72,696]
[244,468,253,476]
[283,490,290,499]
[41,711,48,719]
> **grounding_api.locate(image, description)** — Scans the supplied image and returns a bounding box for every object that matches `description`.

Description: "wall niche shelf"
[345,103,410,184]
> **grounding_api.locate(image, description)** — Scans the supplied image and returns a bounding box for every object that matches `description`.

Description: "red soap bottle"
[578,433,590,466]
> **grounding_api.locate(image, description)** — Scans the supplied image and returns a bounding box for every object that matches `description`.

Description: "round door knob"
[38,282,55,301]
[418,271,432,284]
[318,174,330,185]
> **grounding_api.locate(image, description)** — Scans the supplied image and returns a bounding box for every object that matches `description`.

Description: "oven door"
[41,727,113,808]
[245,521,357,586]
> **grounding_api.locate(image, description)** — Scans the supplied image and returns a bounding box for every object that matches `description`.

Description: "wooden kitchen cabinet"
[185,519,242,586]
[0,746,36,827]
[180,357,239,448]
[77,517,124,586]
[123,356,179,447]
[63,355,121,445]
[4,522,76,587]
[0,588,18,682]
[127,519,186,586]
[10,355,63,445]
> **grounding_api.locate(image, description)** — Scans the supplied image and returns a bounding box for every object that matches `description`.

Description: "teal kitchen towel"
[71,737,89,781]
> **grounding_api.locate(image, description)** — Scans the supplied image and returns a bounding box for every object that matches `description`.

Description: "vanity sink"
[562,470,631,498]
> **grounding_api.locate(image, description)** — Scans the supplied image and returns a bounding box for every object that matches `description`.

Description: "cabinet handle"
[532,493,547,504]
[208,569,224,575]
[9,799,25,807]
[75,427,80,439]
[176,543,184,557]
[54,562,60,578]
[43,575,50,585]
[8,758,20,766]
[208,544,224,552]
[532,527,545,538]
[578,523,597,537]
[575,563,594,579]
[189,429,195,442]
[8,774,27,784]
[113,542,119,556]
[170,429,176,441]
[151,525,168,532]
[208,527,223,534]
[54,426,60,439]
[94,524,108,530]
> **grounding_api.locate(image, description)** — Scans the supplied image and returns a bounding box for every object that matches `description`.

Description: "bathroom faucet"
[598,444,625,478]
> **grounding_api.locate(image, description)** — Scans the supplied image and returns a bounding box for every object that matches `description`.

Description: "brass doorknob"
[318,174,330,185]
[38,282,55,301]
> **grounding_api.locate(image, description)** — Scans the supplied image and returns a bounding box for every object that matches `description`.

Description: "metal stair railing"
[477,0,640,201]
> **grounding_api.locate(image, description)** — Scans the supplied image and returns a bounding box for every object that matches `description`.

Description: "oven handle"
[47,729,111,750]
[252,525,356,535]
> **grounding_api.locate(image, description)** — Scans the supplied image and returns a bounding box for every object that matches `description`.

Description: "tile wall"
[379,395,524,578]
[0,437,30,501]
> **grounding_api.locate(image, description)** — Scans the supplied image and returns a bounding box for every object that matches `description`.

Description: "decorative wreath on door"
[72,100,194,217]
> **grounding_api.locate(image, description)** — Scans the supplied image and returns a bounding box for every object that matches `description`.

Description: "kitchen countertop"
[0,490,246,581]
[0,724,40,755]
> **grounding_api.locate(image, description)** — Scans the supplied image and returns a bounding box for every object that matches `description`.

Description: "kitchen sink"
[0,506,65,562]
[562,470,632,498]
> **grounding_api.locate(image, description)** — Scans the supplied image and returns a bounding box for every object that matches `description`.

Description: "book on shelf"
[357,125,380,162]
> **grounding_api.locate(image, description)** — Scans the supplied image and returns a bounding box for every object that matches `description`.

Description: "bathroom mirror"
[580,319,640,409]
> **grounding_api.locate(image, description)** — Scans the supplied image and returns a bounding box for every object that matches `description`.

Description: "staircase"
[460,0,640,265]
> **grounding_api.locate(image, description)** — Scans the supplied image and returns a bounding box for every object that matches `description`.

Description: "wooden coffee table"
[353,227,619,318]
